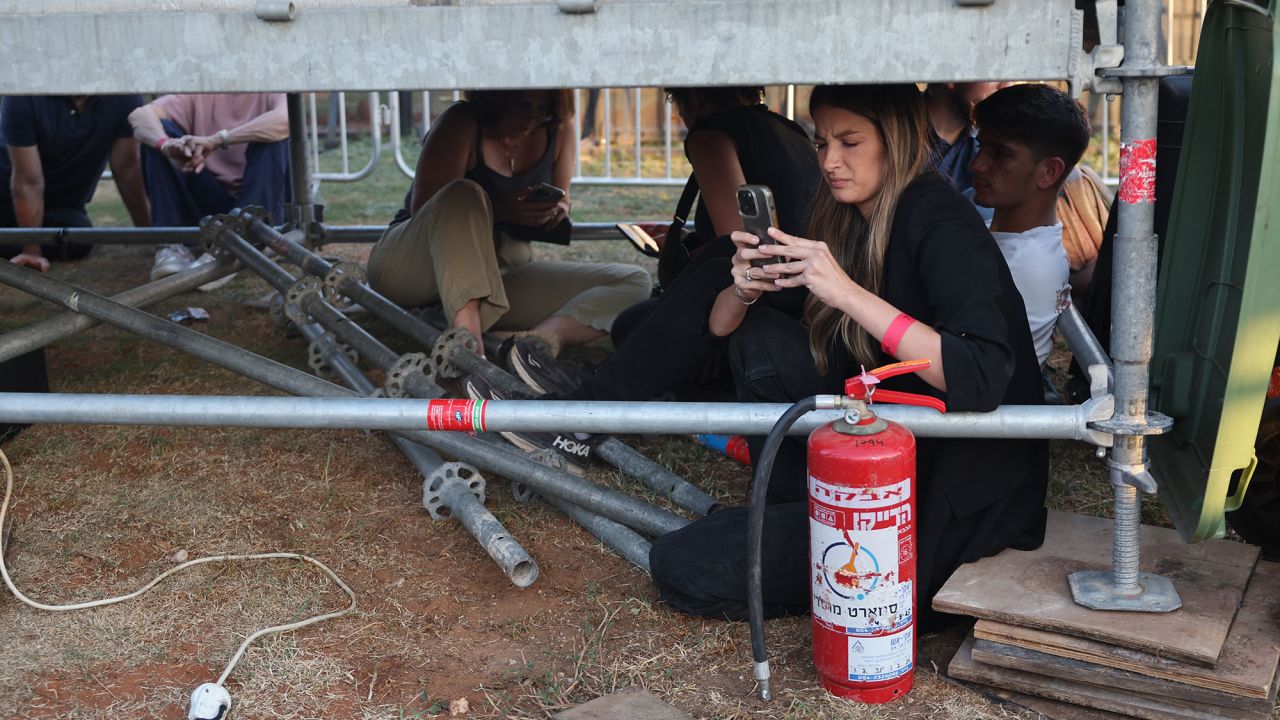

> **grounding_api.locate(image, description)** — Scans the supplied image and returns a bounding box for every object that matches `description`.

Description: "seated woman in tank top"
[366,90,650,359]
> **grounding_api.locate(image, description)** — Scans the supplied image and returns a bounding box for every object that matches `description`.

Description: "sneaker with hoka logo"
[464,374,595,475]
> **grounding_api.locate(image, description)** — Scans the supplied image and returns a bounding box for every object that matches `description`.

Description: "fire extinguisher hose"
[747,394,821,702]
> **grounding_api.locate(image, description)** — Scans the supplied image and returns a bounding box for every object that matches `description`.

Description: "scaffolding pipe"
[214,224,417,384]
[239,214,720,516]
[286,93,317,235]
[0,392,1115,444]
[302,324,539,588]
[0,262,687,537]
[0,222,672,245]
[543,494,652,574]
[0,226,203,244]
[0,256,238,364]
[1067,0,1181,612]
[470,427,654,573]
[1058,304,1112,373]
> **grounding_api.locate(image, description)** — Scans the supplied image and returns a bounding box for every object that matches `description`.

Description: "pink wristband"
[881,312,916,357]
[155,137,169,152]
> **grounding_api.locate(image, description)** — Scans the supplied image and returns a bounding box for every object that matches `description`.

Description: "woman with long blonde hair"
[650,84,1048,631]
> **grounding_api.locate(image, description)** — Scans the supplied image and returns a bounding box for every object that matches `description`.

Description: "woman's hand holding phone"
[755,227,860,311]
[729,230,782,304]
[494,187,559,227]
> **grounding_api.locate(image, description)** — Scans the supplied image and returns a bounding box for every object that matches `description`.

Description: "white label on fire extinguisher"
[810,475,914,682]
[846,628,915,682]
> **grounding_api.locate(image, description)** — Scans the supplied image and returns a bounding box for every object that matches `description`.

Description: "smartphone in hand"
[739,185,783,268]
[525,182,567,204]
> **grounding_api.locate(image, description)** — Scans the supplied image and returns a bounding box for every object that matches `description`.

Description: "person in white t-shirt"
[969,84,1090,366]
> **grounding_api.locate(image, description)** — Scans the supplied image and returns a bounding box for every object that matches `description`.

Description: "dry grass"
[0,234,1249,719]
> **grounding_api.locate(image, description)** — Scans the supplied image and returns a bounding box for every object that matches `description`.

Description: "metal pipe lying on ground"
[0,261,688,537]
[0,222,669,245]
[543,494,652,574]
[0,392,1116,446]
[302,324,539,588]
[236,213,720,516]
[0,256,239,364]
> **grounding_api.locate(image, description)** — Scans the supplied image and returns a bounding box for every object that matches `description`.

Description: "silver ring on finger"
[746,266,757,282]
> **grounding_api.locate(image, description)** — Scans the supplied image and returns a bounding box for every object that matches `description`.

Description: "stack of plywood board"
[934,511,1279,719]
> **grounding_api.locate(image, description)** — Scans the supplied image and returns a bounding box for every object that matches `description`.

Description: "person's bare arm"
[541,120,576,228]
[108,137,150,227]
[685,129,747,238]
[409,104,477,214]
[129,103,194,168]
[186,103,291,159]
[7,145,49,270]
[129,103,171,151]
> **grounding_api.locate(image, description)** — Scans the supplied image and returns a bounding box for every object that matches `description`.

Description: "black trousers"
[568,236,805,403]
[0,201,93,262]
[566,256,735,402]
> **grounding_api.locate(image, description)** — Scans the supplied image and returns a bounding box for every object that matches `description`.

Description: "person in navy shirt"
[0,95,151,272]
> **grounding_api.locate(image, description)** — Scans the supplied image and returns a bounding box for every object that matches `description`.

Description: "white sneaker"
[192,252,237,292]
[150,244,195,281]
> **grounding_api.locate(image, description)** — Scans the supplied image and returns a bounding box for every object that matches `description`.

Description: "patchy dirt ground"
[0,241,1242,720]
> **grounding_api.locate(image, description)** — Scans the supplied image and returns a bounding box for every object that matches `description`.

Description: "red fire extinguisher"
[746,360,944,703]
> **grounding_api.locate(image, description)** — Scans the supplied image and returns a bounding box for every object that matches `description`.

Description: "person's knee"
[615,265,654,303]
[426,178,490,217]
[649,529,726,618]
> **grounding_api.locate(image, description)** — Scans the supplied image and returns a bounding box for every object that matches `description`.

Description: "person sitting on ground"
[129,93,289,282]
[464,87,818,471]
[925,82,1001,193]
[1,95,150,272]
[647,84,1048,632]
[366,89,650,366]
[559,86,818,389]
[969,83,1086,367]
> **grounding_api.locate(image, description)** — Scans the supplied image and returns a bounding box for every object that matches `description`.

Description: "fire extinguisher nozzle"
[754,659,772,701]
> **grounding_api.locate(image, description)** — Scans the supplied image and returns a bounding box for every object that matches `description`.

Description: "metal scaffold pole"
[1069,0,1181,613]
[286,93,319,242]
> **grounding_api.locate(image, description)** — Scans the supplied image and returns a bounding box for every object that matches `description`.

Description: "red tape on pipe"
[1118,138,1157,205]
[426,399,486,432]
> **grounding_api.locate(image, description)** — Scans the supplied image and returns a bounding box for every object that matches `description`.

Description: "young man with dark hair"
[970,83,1090,365]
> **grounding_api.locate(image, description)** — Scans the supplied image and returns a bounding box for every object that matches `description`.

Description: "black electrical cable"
[747,394,820,702]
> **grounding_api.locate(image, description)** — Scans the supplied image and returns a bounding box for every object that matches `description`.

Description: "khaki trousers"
[367,179,651,332]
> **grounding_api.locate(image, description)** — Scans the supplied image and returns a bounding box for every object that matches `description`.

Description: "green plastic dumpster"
[1149,0,1280,544]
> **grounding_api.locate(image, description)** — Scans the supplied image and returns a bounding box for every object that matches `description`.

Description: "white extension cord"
[0,447,357,720]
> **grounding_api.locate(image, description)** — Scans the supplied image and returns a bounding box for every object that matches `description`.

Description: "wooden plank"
[972,560,1280,700]
[948,634,1271,720]
[971,639,1272,717]
[983,686,1132,720]
[933,511,1259,664]
[553,688,692,720]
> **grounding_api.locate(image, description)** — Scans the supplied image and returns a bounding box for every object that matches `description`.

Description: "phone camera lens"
[738,191,757,216]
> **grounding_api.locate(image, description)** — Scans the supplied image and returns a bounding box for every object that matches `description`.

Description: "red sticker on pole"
[426,399,486,432]
[1117,138,1157,204]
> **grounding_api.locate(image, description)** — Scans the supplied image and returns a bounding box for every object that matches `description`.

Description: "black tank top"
[389,102,560,236]
[688,104,819,239]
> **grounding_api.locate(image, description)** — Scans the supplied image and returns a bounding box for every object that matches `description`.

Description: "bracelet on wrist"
[155,137,169,152]
[881,312,917,356]
[216,129,231,149]
[733,286,760,306]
